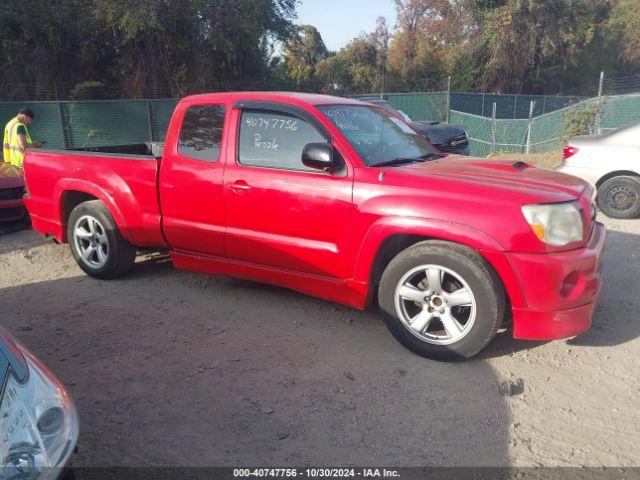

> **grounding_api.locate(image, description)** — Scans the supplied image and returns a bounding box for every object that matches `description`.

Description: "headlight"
[1,348,78,478]
[521,202,583,246]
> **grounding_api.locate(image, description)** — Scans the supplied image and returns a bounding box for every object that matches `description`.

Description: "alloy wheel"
[73,215,109,269]
[394,264,476,345]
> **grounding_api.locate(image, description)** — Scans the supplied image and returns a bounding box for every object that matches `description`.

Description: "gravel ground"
[0,215,638,467]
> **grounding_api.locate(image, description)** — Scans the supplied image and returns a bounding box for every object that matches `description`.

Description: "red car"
[22,92,605,360]
[0,162,26,223]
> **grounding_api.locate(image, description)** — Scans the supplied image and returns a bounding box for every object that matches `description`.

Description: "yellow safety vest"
[3,116,32,168]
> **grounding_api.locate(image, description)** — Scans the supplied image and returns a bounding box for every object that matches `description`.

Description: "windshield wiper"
[370,153,441,168]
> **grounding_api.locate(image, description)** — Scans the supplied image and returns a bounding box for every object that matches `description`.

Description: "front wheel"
[67,200,137,279]
[597,176,640,219]
[378,240,505,361]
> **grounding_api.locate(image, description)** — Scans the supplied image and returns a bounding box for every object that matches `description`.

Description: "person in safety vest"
[3,108,42,168]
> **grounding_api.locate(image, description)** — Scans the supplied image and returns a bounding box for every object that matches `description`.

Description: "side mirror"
[302,143,336,172]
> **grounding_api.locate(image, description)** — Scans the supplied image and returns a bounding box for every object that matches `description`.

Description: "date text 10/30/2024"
[233,469,400,478]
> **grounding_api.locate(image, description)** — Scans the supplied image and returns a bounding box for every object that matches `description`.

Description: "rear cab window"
[178,105,226,162]
[237,110,327,172]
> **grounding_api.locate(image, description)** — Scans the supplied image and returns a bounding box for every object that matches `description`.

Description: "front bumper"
[509,221,605,340]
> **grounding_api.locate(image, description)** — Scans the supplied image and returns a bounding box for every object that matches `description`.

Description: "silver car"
[559,122,640,219]
[0,327,79,479]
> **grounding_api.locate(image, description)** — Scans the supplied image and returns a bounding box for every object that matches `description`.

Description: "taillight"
[563,145,579,159]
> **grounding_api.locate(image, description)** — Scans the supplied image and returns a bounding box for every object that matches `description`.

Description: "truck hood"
[382,156,587,204]
[0,163,24,189]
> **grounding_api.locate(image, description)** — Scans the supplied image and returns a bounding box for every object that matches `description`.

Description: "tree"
[1,0,640,100]
[338,39,380,92]
[315,37,381,94]
[0,0,112,100]
[609,0,640,68]
[367,17,391,93]
[387,0,454,90]
[97,0,298,97]
[458,0,618,93]
[0,0,298,100]
[281,25,328,88]
[95,0,200,97]
[315,56,350,93]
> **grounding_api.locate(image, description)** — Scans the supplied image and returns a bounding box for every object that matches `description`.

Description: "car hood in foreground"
[0,326,28,386]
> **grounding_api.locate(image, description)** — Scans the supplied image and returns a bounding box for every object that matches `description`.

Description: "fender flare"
[55,179,132,243]
[353,216,526,308]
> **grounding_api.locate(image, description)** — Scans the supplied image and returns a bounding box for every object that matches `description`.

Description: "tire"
[67,200,137,279]
[378,240,505,361]
[597,176,640,219]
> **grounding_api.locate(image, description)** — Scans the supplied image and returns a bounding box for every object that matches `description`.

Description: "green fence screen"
[1,92,638,157]
[0,99,178,150]
[0,101,66,149]
[385,92,447,122]
[600,94,640,133]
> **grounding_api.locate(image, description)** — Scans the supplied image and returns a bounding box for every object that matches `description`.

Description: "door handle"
[228,180,252,191]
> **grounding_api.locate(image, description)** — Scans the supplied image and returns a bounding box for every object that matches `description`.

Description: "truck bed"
[23,145,167,249]
[71,142,164,158]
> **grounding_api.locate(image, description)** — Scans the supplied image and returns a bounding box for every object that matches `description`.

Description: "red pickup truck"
[23,92,605,360]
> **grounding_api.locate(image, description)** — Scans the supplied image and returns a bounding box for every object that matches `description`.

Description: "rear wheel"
[597,176,640,219]
[378,240,505,361]
[67,200,137,279]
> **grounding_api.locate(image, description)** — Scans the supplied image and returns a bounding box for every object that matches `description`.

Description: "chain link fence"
[1,77,639,156]
[450,93,585,119]
[449,93,640,156]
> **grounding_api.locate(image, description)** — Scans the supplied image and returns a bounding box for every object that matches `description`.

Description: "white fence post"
[525,101,535,154]
[595,71,604,135]
[445,76,451,123]
[146,100,154,142]
[491,102,497,152]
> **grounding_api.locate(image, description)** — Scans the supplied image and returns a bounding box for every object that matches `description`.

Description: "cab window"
[237,110,327,172]
[178,105,226,162]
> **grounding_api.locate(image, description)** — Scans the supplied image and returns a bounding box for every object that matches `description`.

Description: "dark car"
[0,326,79,477]
[360,98,470,155]
[0,163,27,224]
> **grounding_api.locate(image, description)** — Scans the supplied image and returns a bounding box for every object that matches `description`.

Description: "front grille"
[0,206,25,220]
[439,143,468,154]
[448,133,467,144]
[0,187,24,201]
[439,133,469,154]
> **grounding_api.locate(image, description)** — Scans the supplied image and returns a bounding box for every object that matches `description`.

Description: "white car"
[559,122,640,219]
[0,327,79,478]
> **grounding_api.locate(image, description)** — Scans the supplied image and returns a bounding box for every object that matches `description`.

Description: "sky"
[296,0,397,52]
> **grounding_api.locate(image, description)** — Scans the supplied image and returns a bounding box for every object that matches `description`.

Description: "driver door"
[223,105,355,279]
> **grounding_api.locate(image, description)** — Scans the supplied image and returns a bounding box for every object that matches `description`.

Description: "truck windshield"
[318,105,437,167]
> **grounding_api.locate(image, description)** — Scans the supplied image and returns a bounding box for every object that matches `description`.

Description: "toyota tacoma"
[22,92,605,360]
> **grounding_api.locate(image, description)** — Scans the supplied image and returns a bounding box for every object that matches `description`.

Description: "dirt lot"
[0,214,639,467]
